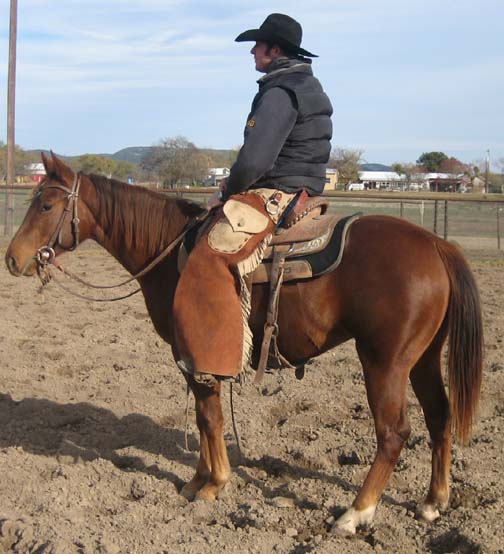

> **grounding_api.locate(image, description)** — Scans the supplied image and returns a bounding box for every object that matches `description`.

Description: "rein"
[35,175,211,301]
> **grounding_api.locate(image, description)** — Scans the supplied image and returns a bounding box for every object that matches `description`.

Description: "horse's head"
[5,152,92,277]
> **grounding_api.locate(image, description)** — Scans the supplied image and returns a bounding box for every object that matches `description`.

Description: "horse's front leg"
[180,425,212,500]
[182,378,231,501]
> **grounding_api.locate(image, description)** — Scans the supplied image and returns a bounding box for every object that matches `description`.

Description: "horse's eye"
[41,203,53,213]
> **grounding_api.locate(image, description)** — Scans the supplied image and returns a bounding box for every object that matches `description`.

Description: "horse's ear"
[50,151,75,185]
[41,151,54,176]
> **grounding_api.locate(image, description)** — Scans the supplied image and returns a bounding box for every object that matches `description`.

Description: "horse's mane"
[89,174,204,258]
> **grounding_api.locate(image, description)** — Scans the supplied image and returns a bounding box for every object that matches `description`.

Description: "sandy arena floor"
[0,241,503,554]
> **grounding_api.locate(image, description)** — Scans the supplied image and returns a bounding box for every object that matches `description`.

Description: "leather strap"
[254,246,292,384]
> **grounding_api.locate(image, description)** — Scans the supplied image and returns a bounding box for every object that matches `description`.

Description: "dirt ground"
[0,241,503,554]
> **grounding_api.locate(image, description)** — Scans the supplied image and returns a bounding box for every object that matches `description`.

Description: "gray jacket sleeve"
[224,87,297,198]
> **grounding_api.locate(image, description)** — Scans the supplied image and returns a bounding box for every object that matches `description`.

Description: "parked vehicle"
[347,183,365,191]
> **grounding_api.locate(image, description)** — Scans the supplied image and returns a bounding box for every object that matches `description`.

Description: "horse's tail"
[436,240,484,445]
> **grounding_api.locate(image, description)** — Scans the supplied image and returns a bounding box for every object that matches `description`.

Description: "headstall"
[35,173,81,284]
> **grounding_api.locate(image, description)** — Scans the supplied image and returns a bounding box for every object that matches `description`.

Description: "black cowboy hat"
[235,13,318,58]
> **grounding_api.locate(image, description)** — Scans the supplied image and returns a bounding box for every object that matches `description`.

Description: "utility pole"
[4,0,18,236]
[484,149,490,195]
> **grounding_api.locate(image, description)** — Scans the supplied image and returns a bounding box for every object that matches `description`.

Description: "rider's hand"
[206,178,228,210]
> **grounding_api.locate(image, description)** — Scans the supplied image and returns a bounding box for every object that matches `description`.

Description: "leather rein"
[34,174,210,302]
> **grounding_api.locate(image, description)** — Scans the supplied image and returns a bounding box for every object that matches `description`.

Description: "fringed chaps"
[173,192,294,379]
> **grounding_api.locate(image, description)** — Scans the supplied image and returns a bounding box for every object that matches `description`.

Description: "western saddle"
[178,192,360,383]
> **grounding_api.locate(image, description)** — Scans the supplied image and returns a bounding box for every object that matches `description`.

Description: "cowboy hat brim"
[235,29,318,58]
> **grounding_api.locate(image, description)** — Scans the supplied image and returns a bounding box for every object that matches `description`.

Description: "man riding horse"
[173,13,333,384]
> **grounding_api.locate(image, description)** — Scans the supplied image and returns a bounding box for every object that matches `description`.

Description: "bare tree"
[141,136,210,188]
[391,162,423,190]
[328,147,364,187]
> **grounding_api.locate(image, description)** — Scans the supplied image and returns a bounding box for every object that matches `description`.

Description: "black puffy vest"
[250,64,333,195]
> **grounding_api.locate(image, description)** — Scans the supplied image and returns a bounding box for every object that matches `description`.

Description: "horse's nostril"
[7,256,19,275]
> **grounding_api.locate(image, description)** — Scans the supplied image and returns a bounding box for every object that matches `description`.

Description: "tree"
[113,160,138,181]
[416,152,448,172]
[0,142,36,182]
[141,136,210,188]
[328,147,364,187]
[75,155,139,182]
[487,172,504,193]
[439,157,467,175]
[76,154,117,177]
[392,162,422,190]
[205,147,239,169]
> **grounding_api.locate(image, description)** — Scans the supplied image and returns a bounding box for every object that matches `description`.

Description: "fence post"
[420,201,425,227]
[433,200,438,235]
[399,201,403,218]
[443,200,448,240]
[498,204,502,250]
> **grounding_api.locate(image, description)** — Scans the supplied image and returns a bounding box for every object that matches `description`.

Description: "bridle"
[35,172,82,273]
[33,173,211,300]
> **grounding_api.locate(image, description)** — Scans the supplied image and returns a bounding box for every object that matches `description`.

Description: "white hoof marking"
[418,503,440,522]
[333,505,376,535]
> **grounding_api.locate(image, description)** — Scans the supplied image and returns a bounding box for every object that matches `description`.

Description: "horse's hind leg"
[181,378,231,501]
[334,352,411,535]
[410,336,451,521]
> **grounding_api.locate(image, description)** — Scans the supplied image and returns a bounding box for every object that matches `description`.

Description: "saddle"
[249,196,360,383]
[178,194,359,283]
[177,194,361,383]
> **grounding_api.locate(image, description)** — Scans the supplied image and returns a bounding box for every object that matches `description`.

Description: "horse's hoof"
[180,485,197,501]
[331,505,376,536]
[330,521,356,537]
[417,503,440,522]
[195,488,218,502]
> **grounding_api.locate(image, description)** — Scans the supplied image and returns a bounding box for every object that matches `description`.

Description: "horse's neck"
[82,175,191,274]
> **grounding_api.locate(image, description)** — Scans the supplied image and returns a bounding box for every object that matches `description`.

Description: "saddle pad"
[252,213,360,283]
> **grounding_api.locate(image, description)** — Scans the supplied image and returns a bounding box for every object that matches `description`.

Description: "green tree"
[328,147,364,187]
[113,160,138,181]
[0,142,36,182]
[76,154,117,177]
[416,152,449,172]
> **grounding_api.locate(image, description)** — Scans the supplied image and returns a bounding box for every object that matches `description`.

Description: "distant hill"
[360,163,392,171]
[29,146,237,167]
[27,149,80,164]
[104,147,153,164]
[29,148,391,171]
[108,147,237,167]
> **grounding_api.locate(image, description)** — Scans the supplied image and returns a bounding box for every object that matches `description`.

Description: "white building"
[26,162,46,183]
[357,171,406,190]
[204,167,230,187]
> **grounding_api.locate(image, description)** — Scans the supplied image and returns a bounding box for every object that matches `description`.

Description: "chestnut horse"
[5,154,483,535]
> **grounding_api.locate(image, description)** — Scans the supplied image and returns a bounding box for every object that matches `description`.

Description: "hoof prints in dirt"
[0,518,52,554]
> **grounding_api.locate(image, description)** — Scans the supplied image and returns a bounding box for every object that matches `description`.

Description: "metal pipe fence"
[2,185,503,251]
[162,189,504,251]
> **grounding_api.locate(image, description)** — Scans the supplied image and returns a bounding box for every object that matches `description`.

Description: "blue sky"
[1,0,503,167]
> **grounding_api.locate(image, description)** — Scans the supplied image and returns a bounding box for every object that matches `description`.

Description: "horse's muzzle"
[5,254,20,276]
[5,253,36,277]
